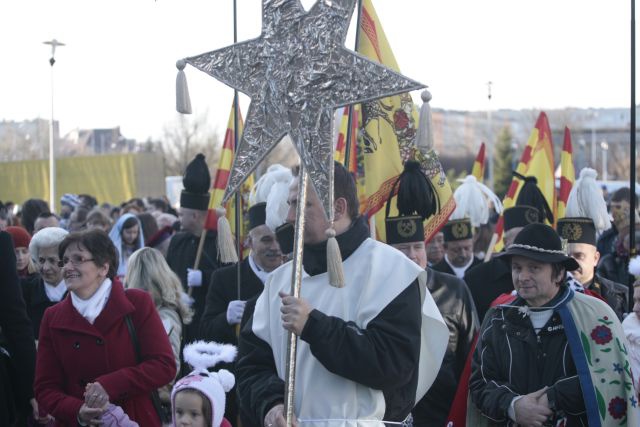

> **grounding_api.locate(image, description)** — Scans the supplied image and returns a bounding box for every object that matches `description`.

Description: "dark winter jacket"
[464,257,513,322]
[583,273,629,320]
[0,231,36,426]
[412,268,479,427]
[200,257,264,426]
[21,275,67,338]
[470,285,587,426]
[166,229,220,342]
[433,256,482,278]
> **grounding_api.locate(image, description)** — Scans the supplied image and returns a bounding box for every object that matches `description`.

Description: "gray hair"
[29,227,68,260]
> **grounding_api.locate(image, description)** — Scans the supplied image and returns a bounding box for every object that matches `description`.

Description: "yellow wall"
[0,153,165,211]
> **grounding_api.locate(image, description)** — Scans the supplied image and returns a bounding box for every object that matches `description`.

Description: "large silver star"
[184,0,424,219]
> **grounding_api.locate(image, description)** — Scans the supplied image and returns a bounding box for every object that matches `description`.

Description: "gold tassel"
[176,59,192,114]
[216,207,238,263]
[325,228,345,288]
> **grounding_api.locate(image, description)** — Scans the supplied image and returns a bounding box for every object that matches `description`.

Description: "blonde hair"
[125,247,192,324]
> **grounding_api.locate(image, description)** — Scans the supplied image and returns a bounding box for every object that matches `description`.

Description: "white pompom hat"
[171,341,237,427]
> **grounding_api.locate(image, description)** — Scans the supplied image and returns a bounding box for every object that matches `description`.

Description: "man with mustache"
[432,218,481,279]
[558,217,628,320]
[200,167,286,426]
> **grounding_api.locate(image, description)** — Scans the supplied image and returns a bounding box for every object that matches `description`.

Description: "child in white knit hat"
[171,341,237,427]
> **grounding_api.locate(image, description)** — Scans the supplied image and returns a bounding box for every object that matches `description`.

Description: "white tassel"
[176,59,192,114]
[451,175,502,227]
[326,228,345,288]
[216,207,238,263]
[415,90,434,152]
[566,168,611,233]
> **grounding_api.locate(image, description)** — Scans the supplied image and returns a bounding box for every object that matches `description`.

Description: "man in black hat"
[432,218,481,278]
[469,223,636,426]
[386,212,478,427]
[558,217,628,320]
[464,205,541,321]
[201,200,283,425]
[166,154,220,342]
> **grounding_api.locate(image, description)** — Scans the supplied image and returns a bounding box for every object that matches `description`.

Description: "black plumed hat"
[385,160,438,244]
[180,153,211,211]
[503,205,541,231]
[513,172,554,224]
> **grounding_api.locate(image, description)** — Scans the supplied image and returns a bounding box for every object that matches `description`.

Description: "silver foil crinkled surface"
[185,0,424,220]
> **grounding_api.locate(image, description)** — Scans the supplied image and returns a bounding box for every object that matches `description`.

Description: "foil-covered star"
[183,0,424,219]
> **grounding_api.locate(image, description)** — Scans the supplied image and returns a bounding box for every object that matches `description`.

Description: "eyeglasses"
[58,255,95,268]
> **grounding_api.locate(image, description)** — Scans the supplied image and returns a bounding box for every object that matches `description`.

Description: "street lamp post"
[601,140,609,181]
[486,81,493,187]
[43,39,65,213]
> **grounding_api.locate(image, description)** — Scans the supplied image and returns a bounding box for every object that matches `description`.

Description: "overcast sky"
[0,0,635,142]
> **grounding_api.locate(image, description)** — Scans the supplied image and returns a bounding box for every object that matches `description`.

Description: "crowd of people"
[1,154,640,427]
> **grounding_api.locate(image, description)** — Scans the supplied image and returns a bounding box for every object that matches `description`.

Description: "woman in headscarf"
[108,213,144,279]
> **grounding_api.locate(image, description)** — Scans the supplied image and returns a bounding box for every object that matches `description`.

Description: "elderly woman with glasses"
[23,227,69,339]
[34,229,176,426]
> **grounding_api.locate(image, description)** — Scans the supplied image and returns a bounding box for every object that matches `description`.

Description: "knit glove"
[187,268,202,287]
[226,300,246,325]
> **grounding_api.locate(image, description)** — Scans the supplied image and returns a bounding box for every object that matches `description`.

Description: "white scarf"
[44,279,67,302]
[249,254,270,284]
[71,278,112,324]
[444,253,474,279]
[622,313,640,396]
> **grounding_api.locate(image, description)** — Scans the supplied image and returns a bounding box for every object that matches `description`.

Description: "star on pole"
[183,0,425,219]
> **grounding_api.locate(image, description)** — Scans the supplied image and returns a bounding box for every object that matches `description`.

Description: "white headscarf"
[108,213,144,277]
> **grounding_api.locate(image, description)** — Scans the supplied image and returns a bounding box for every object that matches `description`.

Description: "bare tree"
[161,113,222,176]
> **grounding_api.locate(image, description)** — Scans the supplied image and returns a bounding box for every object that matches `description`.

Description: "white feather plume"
[215,369,236,393]
[183,341,237,371]
[566,168,611,233]
[249,164,293,231]
[630,256,640,277]
[451,175,503,227]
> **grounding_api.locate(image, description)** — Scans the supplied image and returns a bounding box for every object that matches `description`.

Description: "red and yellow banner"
[471,142,486,182]
[557,127,575,220]
[205,104,253,257]
[357,0,454,242]
[492,112,556,252]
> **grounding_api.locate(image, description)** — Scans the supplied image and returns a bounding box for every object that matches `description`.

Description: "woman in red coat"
[34,229,176,426]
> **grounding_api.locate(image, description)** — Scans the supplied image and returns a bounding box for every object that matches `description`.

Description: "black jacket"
[596,225,617,258]
[166,230,220,341]
[470,286,586,426]
[597,252,634,288]
[201,258,264,344]
[236,217,422,425]
[464,257,514,322]
[0,231,36,426]
[584,273,628,320]
[20,275,66,339]
[432,256,482,278]
[201,257,265,427]
[412,268,479,427]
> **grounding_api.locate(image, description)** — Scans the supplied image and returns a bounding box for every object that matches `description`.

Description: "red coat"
[35,279,176,427]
